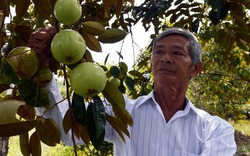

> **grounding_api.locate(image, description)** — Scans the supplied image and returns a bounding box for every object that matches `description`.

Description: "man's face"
[152,34,195,84]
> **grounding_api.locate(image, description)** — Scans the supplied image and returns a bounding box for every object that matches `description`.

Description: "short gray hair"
[152,27,203,66]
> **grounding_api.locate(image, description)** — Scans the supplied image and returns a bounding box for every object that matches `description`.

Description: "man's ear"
[191,62,203,78]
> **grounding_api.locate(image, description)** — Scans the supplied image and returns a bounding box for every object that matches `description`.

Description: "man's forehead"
[161,33,189,40]
[156,35,189,46]
[155,36,190,53]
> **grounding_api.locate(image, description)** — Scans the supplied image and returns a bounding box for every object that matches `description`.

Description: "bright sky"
[91,23,153,69]
[91,0,153,69]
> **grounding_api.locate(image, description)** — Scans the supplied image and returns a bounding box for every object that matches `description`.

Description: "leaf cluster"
[0,0,249,155]
[0,0,136,155]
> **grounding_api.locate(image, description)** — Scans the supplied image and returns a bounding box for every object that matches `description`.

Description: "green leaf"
[241,0,250,8]
[170,13,177,23]
[19,132,30,156]
[174,0,183,6]
[235,38,249,50]
[62,109,72,134]
[13,0,30,17]
[0,84,10,95]
[110,66,120,78]
[190,7,203,12]
[14,25,34,42]
[17,80,50,107]
[1,57,20,85]
[119,62,128,78]
[114,0,123,18]
[104,53,110,66]
[81,31,102,52]
[102,82,133,126]
[238,68,250,80]
[219,2,231,19]
[165,9,175,17]
[0,120,37,137]
[232,27,250,43]
[0,73,11,85]
[79,125,90,144]
[35,119,56,146]
[118,80,126,93]
[92,96,106,136]
[128,70,142,78]
[209,10,219,25]
[106,113,130,141]
[32,0,53,19]
[98,28,127,43]
[215,29,233,50]
[210,0,223,10]
[72,92,87,126]
[30,131,41,156]
[103,81,125,108]
[125,76,135,92]
[82,21,105,36]
[43,118,61,144]
[191,18,199,33]
[87,96,106,149]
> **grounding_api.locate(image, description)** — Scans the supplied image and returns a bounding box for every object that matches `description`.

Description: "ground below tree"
[235,131,250,156]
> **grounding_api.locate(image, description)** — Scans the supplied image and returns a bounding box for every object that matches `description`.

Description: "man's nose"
[160,53,173,63]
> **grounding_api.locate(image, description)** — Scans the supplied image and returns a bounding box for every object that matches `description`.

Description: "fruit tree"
[0,0,249,155]
[0,0,133,155]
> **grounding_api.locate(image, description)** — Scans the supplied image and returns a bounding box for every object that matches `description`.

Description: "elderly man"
[42,27,236,156]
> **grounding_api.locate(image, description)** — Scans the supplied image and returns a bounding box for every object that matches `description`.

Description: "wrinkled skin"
[151,34,202,122]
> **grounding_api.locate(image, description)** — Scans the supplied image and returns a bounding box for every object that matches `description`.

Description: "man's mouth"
[158,68,174,73]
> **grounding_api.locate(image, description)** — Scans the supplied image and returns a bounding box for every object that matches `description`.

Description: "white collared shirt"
[43,78,236,156]
[105,91,237,156]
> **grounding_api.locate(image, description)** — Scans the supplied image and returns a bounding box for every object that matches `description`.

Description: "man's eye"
[155,50,164,54]
[174,51,183,55]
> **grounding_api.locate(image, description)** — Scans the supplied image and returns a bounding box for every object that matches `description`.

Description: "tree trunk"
[0,137,9,156]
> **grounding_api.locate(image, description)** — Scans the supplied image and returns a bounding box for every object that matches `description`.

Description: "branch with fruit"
[0,0,133,155]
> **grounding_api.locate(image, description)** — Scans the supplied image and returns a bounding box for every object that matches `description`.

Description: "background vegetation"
[0,0,249,155]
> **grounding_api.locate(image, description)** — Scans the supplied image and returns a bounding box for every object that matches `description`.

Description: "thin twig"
[62,65,78,156]
[41,98,67,117]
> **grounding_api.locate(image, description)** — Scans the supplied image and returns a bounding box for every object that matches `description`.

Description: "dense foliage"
[0,0,249,155]
[128,0,250,121]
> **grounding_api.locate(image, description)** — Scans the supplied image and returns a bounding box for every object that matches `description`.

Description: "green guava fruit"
[51,29,86,65]
[54,0,82,24]
[7,46,38,79]
[70,62,107,97]
[33,67,53,87]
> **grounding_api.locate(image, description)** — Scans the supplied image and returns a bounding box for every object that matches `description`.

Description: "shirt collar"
[134,90,197,118]
[134,91,155,109]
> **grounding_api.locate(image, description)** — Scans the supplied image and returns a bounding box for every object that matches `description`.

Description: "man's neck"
[154,83,188,122]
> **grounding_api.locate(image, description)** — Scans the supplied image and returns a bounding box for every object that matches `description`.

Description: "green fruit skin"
[33,67,53,87]
[7,46,38,79]
[51,29,86,65]
[54,0,82,24]
[109,77,120,87]
[70,62,107,97]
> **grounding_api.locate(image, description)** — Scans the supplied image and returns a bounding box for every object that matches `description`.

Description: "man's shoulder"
[190,105,233,131]
[123,93,153,110]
